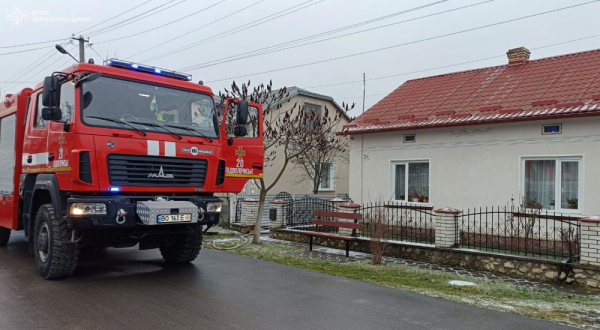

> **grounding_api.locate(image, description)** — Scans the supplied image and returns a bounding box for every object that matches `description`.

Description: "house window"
[404,134,415,143]
[303,104,321,130]
[542,124,561,135]
[392,161,430,203]
[522,157,581,212]
[319,163,334,191]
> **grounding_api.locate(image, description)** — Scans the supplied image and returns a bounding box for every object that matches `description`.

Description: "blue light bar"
[109,187,121,192]
[105,58,192,81]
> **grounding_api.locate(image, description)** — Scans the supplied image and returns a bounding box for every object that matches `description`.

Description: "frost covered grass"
[211,240,600,329]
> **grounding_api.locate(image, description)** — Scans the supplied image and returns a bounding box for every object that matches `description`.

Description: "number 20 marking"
[236,159,244,168]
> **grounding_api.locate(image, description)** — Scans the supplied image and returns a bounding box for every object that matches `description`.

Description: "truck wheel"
[0,227,10,247]
[33,204,80,279]
[159,226,202,264]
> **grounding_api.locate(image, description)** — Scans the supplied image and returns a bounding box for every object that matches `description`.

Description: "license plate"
[157,214,192,223]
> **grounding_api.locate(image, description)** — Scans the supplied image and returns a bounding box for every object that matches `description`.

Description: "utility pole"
[72,35,88,63]
[362,72,366,114]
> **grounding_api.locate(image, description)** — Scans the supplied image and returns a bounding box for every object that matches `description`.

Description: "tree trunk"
[252,189,267,244]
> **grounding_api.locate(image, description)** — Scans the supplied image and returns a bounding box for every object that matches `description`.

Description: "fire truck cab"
[0,60,263,279]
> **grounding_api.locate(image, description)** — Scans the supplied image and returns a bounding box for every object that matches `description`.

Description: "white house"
[345,47,600,216]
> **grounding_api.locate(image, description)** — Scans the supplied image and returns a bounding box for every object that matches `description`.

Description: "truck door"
[221,99,264,191]
[46,80,75,179]
[22,92,50,174]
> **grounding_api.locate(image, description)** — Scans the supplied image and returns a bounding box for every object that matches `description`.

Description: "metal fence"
[358,203,436,245]
[284,196,342,230]
[458,207,581,261]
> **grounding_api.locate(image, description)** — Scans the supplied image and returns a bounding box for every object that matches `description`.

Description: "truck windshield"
[80,76,218,139]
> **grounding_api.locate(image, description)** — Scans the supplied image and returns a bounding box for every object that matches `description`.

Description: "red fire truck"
[0,59,263,279]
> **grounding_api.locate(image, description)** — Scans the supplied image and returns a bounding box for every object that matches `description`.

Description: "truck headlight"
[206,202,222,213]
[70,203,107,216]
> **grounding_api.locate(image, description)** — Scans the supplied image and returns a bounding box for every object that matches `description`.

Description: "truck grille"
[107,154,207,187]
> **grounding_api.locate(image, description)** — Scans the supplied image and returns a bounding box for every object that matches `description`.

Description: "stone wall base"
[231,223,255,234]
[271,229,600,291]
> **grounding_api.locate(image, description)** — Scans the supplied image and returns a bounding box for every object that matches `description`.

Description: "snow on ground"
[449,280,477,287]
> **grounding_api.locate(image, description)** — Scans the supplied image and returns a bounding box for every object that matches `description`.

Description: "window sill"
[390,200,432,206]
[318,188,335,192]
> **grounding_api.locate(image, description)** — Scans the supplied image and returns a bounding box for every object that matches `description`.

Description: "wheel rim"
[37,222,50,263]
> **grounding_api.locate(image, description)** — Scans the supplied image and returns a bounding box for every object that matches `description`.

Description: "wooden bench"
[303,210,362,257]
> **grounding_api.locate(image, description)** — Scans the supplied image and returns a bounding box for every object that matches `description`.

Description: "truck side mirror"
[237,100,249,125]
[42,76,60,107]
[41,108,62,121]
[234,125,247,137]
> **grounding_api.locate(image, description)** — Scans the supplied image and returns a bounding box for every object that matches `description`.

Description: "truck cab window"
[81,76,218,139]
[60,81,75,123]
[34,93,46,129]
[226,104,259,138]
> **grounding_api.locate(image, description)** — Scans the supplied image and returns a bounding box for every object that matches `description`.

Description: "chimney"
[506,47,530,64]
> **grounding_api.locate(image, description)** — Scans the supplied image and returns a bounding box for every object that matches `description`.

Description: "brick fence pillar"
[580,217,600,267]
[240,198,259,226]
[434,208,461,248]
[338,202,361,236]
[269,199,287,229]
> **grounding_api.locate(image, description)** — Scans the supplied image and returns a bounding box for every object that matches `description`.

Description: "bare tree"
[220,81,349,244]
[292,104,352,194]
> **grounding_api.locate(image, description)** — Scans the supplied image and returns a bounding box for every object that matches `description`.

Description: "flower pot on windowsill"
[423,197,429,203]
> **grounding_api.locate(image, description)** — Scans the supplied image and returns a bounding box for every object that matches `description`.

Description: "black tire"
[159,226,202,264]
[33,204,80,279]
[0,227,10,247]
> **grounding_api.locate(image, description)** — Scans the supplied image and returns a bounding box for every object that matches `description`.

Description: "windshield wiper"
[165,124,213,142]
[86,116,147,136]
[127,121,182,140]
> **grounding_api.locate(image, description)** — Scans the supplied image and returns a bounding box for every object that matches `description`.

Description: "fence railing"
[284,196,341,230]
[358,203,435,245]
[458,207,581,261]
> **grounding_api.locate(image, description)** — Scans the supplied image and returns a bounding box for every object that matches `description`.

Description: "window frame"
[318,162,335,191]
[519,156,584,214]
[390,159,431,204]
[542,123,562,135]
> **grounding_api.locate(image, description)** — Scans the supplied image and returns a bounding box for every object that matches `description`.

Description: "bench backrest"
[313,210,362,221]
[312,219,360,229]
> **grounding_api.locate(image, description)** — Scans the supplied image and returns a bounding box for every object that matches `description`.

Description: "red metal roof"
[346,48,600,134]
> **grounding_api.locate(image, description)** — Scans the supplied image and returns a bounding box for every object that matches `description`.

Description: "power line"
[87,44,106,62]
[304,33,600,90]
[0,38,66,49]
[124,0,264,60]
[204,0,600,83]
[2,47,76,93]
[74,0,154,35]
[94,0,225,44]
[0,38,72,92]
[0,45,51,56]
[86,0,183,37]
[180,0,450,69]
[181,0,490,71]
[142,0,323,62]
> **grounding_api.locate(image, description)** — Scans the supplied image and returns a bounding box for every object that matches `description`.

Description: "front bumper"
[65,195,222,230]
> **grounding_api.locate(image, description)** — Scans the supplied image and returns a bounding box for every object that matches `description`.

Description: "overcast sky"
[1,0,599,118]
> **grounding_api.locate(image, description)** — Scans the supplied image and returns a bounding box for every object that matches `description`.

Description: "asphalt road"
[0,232,571,330]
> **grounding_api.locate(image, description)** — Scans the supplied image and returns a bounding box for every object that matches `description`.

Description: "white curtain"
[524,160,555,209]
[395,164,406,200]
[408,163,429,198]
[560,161,578,209]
